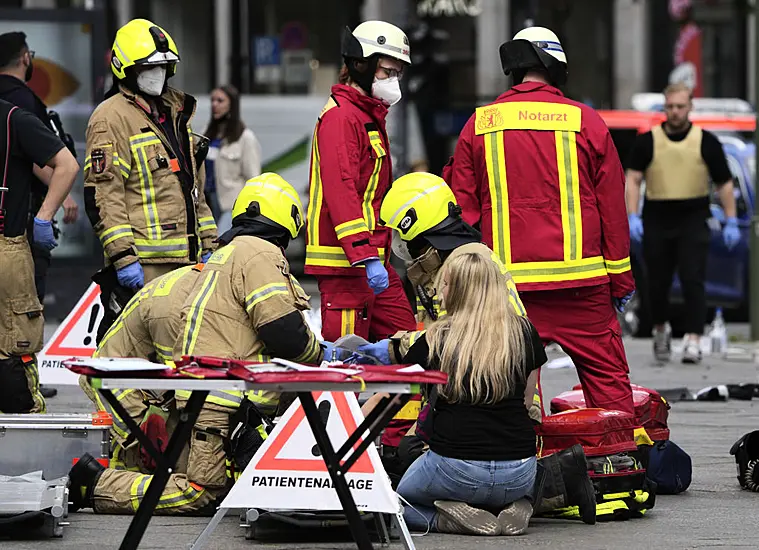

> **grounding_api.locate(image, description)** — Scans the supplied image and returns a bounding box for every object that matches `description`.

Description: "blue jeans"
[396,450,537,532]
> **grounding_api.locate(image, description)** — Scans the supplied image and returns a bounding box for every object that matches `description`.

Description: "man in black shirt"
[0,32,80,399]
[0,99,78,413]
[0,32,79,299]
[625,82,739,364]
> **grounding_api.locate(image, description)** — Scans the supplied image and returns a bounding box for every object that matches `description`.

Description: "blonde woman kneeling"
[393,252,546,535]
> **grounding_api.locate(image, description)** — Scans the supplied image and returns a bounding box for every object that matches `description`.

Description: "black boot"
[68,453,105,512]
[533,444,596,525]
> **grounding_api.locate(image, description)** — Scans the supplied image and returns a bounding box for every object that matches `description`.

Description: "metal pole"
[752,2,759,342]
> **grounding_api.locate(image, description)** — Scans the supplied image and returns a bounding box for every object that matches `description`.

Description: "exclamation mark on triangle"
[83,303,100,346]
[311,400,331,457]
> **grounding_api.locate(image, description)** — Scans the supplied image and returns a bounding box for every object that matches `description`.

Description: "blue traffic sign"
[254,36,281,66]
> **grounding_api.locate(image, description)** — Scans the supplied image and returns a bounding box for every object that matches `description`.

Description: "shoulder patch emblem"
[91,149,107,174]
[476,106,504,133]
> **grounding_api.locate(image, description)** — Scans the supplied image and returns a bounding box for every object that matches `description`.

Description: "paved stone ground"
[4,327,759,549]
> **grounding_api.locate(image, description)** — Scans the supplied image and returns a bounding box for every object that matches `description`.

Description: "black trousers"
[643,213,710,334]
[30,243,51,304]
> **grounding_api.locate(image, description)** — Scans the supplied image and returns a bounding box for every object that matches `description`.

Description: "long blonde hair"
[425,252,528,404]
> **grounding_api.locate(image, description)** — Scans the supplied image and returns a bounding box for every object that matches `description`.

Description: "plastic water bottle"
[709,308,728,355]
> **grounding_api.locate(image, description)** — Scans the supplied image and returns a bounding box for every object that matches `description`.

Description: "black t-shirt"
[1,100,65,237]
[0,75,52,202]
[403,318,547,461]
[627,124,733,220]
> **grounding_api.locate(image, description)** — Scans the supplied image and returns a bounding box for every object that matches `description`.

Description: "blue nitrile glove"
[117,262,145,290]
[33,217,57,251]
[628,213,643,243]
[357,339,391,365]
[723,217,741,250]
[201,251,212,263]
[364,259,389,295]
[320,341,337,362]
[613,291,635,314]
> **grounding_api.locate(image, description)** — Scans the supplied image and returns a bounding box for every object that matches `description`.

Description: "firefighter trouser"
[79,376,167,472]
[0,235,45,413]
[317,267,417,342]
[643,211,710,335]
[521,284,634,416]
[91,405,228,515]
[142,263,180,285]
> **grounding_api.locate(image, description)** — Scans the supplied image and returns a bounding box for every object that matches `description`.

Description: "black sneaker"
[39,385,58,398]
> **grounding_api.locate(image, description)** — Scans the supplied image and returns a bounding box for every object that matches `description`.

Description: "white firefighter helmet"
[500,26,568,86]
[342,20,411,65]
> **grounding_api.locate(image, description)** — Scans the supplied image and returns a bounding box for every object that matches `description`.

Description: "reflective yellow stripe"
[605,256,631,274]
[363,131,385,231]
[408,330,425,347]
[114,153,131,179]
[293,332,322,364]
[335,218,369,240]
[198,216,217,231]
[129,474,205,511]
[392,399,421,421]
[305,245,386,268]
[96,287,149,356]
[93,389,134,441]
[130,133,162,240]
[556,130,582,261]
[100,224,134,248]
[182,271,219,356]
[154,342,174,363]
[368,131,386,157]
[307,128,323,246]
[507,278,526,316]
[484,131,510,264]
[289,275,309,298]
[245,283,290,312]
[134,238,188,259]
[508,256,607,284]
[341,309,356,337]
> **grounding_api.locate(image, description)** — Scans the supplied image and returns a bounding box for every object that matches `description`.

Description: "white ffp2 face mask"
[372,76,402,107]
[137,66,167,96]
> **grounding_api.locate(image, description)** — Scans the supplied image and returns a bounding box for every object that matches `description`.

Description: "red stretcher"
[65,356,444,550]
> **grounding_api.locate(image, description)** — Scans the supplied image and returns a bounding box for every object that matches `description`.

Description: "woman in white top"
[203,85,262,234]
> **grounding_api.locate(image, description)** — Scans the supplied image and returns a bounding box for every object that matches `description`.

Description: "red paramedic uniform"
[446,82,635,416]
[305,84,415,343]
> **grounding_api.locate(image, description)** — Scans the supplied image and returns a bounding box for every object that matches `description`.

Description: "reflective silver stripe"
[135,147,158,233]
[244,283,289,312]
[208,390,242,406]
[135,242,189,254]
[135,475,150,498]
[130,135,161,147]
[356,36,406,55]
[387,183,447,227]
[155,486,203,509]
[114,39,132,64]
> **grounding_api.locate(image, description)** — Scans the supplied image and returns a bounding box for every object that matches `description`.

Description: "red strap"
[0,106,19,214]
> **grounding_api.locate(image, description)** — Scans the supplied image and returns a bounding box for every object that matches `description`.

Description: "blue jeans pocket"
[428,462,480,502]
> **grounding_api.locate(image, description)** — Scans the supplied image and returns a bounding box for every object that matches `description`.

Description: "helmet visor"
[391,230,413,262]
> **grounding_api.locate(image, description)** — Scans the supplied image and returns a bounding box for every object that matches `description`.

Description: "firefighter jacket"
[305,84,393,276]
[446,82,635,298]
[84,85,217,271]
[95,263,204,363]
[174,235,322,415]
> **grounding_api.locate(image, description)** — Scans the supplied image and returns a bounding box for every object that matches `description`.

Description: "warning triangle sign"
[222,391,400,513]
[256,391,373,474]
[38,283,103,385]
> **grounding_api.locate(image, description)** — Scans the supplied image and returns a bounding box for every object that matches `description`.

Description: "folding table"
[84,372,424,550]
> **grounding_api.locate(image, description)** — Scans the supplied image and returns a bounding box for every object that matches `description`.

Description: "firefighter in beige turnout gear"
[83,19,217,292]
[359,172,598,526]
[78,264,204,473]
[69,173,325,515]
